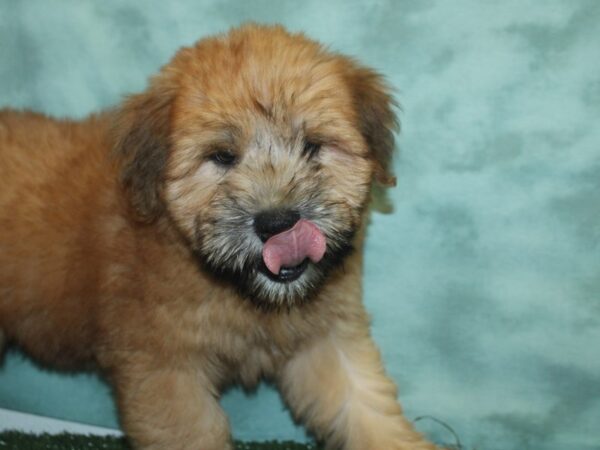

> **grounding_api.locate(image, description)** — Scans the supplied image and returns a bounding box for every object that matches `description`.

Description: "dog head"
[114,24,398,307]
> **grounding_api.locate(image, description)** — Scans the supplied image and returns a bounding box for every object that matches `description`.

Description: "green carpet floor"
[0,431,320,450]
[0,417,462,449]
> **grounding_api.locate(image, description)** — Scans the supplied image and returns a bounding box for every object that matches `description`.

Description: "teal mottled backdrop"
[1,1,599,449]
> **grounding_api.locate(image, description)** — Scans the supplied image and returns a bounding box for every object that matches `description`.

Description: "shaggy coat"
[0,25,438,450]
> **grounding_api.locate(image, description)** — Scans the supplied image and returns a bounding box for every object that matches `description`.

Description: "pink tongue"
[262,219,326,275]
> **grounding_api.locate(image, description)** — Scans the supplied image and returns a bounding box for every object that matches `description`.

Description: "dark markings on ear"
[113,81,175,222]
[345,65,399,187]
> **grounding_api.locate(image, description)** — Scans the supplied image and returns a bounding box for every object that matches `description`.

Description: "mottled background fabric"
[0,1,599,449]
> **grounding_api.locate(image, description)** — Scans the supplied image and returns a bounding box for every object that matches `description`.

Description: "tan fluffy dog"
[0,25,438,450]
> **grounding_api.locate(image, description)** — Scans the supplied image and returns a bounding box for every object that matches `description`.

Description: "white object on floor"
[0,408,122,436]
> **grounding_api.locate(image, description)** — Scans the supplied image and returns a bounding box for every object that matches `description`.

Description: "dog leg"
[113,362,232,450]
[279,330,439,450]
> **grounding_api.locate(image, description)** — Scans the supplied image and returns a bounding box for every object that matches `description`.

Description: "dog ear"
[113,80,175,222]
[346,65,399,187]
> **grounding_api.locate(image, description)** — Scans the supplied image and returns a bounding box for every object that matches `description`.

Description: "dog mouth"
[258,258,309,283]
[196,215,355,305]
[259,219,326,284]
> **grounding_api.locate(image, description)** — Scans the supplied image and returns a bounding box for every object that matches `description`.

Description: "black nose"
[254,209,301,242]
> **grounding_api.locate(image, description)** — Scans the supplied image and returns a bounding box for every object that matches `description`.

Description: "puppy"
[0,24,438,450]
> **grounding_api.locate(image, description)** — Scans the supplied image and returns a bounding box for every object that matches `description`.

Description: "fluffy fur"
[0,25,439,450]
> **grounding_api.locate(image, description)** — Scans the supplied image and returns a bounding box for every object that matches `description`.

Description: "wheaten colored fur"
[0,25,439,450]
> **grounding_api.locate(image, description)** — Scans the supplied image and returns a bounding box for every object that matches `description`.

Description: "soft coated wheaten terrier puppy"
[0,24,439,450]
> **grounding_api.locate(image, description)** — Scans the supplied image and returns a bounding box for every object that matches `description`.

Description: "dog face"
[114,25,397,307]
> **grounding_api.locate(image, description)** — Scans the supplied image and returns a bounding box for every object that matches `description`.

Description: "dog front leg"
[113,361,232,450]
[279,331,439,450]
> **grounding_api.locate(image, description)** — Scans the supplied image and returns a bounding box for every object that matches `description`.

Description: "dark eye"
[210,150,237,167]
[303,140,321,159]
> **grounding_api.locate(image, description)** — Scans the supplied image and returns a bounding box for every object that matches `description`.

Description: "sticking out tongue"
[262,219,326,275]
